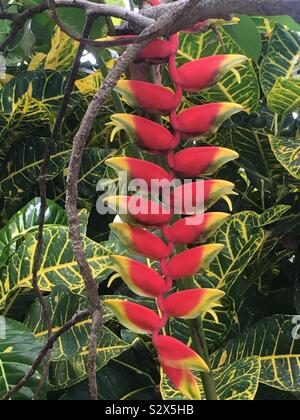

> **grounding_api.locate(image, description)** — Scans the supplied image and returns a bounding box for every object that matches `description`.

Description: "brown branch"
[2,13,96,402]
[1,310,90,401]
[65,0,198,401]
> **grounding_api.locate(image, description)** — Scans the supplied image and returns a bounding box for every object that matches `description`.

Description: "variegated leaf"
[268,77,300,113]
[269,134,300,179]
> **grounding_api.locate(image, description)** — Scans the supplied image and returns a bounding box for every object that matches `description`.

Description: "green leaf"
[212,315,300,392]
[0,317,46,400]
[0,198,67,267]
[260,24,300,96]
[161,357,261,400]
[268,77,300,114]
[225,15,262,62]
[0,226,112,310]
[0,140,69,199]
[49,327,132,390]
[178,28,260,111]
[269,134,300,179]
[259,205,291,226]
[200,211,265,298]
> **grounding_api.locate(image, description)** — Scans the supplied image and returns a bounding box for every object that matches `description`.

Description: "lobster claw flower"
[104,299,161,334]
[176,55,247,92]
[167,213,230,244]
[164,288,225,320]
[161,364,201,400]
[106,157,170,186]
[173,103,243,138]
[166,244,224,279]
[109,223,169,260]
[172,147,239,177]
[183,17,240,33]
[138,39,173,63]
[110,255,167,298]
[155,335,209,371]
[104,196,172,227]
[115,80,176,115]
[172,180,235,214]
[109,114,175,151]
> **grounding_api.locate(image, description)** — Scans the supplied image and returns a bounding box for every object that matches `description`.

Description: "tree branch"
[1,310,90,401]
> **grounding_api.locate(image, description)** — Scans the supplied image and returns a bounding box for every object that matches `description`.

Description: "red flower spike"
[104,196,172,227]
[161,364,201,400]
[176,55,247,92]
[164,288,225,320]
[104,299,161,334]
[110,255,167,298]
[138,39,173,63]
[172,147,239,177]
[174,103,243,138]
[115,80,176,115]
[183,17,240,33]
[155,335,209,371]
[172,180,235,214]
[167,212,230,245]
[106,157,170,186]
[109,223,169,260]
[109,114,175,151]
[166,244,224,280]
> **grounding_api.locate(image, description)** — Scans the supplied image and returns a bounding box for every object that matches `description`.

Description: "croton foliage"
[0,3,300,401]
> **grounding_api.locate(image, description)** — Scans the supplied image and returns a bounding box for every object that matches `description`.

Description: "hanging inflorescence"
[103,12,246,400]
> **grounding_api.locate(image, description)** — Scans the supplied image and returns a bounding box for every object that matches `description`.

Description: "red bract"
[111,255,167,298]
[110,223,169,260]
[138,39,173,62]
[106,157,170,186]
[115,80,176,114]
[104,196,172,226]
[175,55,247,92]
[172,147,239,177]
[164,288,225,319]
[173,102,243,138]
[109,113,175,152]
[167,213,230,244]
[155,335,209,371]
[172,180,235,214]
[166,244,224,280]
[104,299,161,334]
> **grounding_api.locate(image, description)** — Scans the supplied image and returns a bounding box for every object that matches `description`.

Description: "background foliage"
[0,2,300,400]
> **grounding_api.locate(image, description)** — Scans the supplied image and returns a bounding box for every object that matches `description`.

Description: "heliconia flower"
[161,364,201,400]
[155,335,209,371]
[172,180,235,214]
[104,299,161,334]
[167,212,230,244]
[150,0,161,5]
[106,157,170,186]
[115,80,176,115]
[109,114,175,151]
[138,39,173,62]
[109,222,169,260]
[173,103,243,138]
[104,196,172,226]
[164,288,225,320]
[172,147,239,177]
[166,244,224,280]
[110,255,167,297]
[175,55,247,92]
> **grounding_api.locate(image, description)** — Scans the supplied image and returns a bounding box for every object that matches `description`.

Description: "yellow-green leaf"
[269,134,300,179]
[268,77,300,113]
[212,315,300,392]
[45,27,79,71]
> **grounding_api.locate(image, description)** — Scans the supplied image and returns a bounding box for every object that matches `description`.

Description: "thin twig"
[1,310,90,401]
